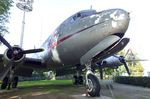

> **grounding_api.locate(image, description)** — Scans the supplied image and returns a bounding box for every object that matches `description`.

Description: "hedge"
[114,76,150,88]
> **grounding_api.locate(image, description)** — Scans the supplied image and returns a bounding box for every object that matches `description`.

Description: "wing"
[0,54,47,79]
[15,57,48,77]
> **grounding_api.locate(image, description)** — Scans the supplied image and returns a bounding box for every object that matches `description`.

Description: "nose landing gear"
[85,62,100,97]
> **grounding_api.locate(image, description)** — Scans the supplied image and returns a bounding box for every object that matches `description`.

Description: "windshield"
[72,10,96,20]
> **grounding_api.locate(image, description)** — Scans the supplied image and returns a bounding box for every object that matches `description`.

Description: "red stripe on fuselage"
[49,21,105,49]
[50,34,73,49]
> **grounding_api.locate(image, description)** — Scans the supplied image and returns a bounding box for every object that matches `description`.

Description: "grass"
[17,80,78,93]
[0,80,84,94]
[18,80,72,88]
[0,80,83,99]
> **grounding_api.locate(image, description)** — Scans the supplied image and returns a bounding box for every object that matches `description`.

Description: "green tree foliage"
[0,0,13,35]
[125,50,144,76]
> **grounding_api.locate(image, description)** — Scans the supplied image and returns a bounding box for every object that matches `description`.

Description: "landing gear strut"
[73,75,83,85]
[12,76,18,88]
[1,77,8,89]
[85,62,100,97]
[1,66,19,90]
[73,65,83,85]
[1,76,19,90]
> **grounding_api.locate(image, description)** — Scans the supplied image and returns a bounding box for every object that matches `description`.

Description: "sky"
[1,0,150,75]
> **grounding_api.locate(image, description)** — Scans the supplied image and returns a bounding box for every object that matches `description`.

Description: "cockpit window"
[62,9,96,25]
[72,10,96,21]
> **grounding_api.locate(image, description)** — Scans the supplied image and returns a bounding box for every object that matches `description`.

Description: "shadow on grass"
[0,80,85,99]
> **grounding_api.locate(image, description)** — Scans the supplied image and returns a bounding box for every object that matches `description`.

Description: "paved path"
[101,82,150,99]
[71,94,112,99]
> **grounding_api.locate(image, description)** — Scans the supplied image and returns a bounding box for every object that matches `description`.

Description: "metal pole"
[16,0,33,47]
[20,10,26,47]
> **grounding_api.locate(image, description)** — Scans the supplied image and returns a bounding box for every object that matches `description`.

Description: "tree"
[118,49,144,76]
[125,49,144,76]
[0,0,13,35]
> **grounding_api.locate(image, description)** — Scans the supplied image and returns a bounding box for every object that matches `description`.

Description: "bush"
[114,76,150,88]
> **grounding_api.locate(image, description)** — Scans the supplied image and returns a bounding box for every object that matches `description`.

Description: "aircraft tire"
[73,75,83,85]
[87,74,100,97]
[78,76,83,85]
[73,75,78,85]
[1,77,8,89]
[12,76,18,88]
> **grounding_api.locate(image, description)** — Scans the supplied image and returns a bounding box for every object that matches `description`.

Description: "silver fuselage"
[41,8,130,69]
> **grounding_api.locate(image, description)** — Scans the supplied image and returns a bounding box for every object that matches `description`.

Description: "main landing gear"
[1,76,18,90]
[85,62,100,97]
[1,66,19,90]
[73,65,84,85]
[73,75,83,85]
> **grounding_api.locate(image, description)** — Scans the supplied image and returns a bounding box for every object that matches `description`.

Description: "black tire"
[1,77,8,89]
[73,75,83,85]
[87,74,100,97]
[12,76,18,88]
[73,75,78,85]
[78,76,83,85]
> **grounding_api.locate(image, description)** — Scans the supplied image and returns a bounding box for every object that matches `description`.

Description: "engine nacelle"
[3,45,25,66]
[97,56,123,68]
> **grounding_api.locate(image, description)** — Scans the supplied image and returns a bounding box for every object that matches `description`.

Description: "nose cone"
[110,9,130,21]
[110,9,130,33]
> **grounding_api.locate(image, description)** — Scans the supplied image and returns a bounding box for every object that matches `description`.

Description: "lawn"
[17,80,78,93]
[18,80,72,88]
[0,80,85,99]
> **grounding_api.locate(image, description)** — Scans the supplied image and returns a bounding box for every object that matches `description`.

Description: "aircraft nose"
[110,9,130,34]
[110,9,130,21]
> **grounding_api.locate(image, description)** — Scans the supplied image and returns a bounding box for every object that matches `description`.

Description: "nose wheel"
[85,62,100,97]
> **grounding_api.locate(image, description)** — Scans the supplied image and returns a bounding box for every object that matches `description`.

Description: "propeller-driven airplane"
[0,8,130,97]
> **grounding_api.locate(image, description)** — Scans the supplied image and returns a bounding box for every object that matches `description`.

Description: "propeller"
[21,48,44,54]
[119,56,131,75]
[114,55,131,75]
[0,35,44,58]
[0,35,12,49]
[0,35,44,89]
[114,49,148,75]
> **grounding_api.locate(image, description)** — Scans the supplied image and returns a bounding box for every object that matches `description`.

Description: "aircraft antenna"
[16,0,34,48]
[90,5,92,10]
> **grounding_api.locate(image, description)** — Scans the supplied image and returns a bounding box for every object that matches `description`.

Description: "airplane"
[0,8,130,97]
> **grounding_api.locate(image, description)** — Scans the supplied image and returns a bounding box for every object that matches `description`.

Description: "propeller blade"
[22,48,44,54]
[126,59,148,62]
[123,61,130,75]
[0,35,12,49]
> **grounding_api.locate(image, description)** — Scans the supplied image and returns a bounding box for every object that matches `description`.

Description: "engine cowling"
[97,56,123,68]
[3,45,25,66]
